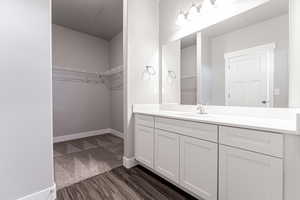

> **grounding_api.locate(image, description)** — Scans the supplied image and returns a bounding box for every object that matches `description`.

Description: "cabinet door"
[219,145,283,200]
[135,125,154,168]
[155,129,180,183]
[180,136,218,200]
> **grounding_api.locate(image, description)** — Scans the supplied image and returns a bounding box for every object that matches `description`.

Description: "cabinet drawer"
[135,114,154,128]
[155,117,218,142]
[219,126,283,158]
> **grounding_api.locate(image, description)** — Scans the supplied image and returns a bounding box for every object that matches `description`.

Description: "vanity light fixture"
[176,0,218,26]
[210,0,217,6]
[187,3,200,20]
[142,65,156,80]
[176,11,187,26]
[167,70,177,83]
[168,70,177,79]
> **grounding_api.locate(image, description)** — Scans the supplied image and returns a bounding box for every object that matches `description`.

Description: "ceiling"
[52,0,123,41]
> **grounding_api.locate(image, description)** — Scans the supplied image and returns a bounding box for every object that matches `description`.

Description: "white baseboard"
[109,128,124,139]
[17,184,56,200]
[53,128,124,143]
[123,156,138,169]
[53,129,110,143]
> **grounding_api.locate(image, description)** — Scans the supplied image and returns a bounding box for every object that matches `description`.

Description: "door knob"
[261,100,269,104]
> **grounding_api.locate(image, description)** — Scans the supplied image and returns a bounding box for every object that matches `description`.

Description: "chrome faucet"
[196,104,207,114]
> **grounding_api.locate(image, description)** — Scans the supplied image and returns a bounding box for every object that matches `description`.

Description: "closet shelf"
[52,65,124,84]
[181,75,197,80]
[53,66,101,76]
[102,65,123,76]
[53,65,123,76]
[52,66,103,84]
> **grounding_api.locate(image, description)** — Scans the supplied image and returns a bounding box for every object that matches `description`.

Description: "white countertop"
[133,109,298,135]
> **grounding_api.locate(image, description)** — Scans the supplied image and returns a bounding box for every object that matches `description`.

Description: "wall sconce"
[210,0,217,6]
[187,3,201,20]
[176,11,187,26]
[168,70,177,79]
[167,70,177,83]
[142,65,156,80]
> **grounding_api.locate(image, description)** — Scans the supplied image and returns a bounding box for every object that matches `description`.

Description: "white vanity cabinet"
[180,136,218,200]
[219,145,283,200]
[134,115,155,168]
[134,114,285,200]
[135,114,218,199]
[155,129,180,183]
[219,126,283,200]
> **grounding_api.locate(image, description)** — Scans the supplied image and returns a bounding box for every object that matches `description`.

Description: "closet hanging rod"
[53,66,102,76]
[102,65,123,76]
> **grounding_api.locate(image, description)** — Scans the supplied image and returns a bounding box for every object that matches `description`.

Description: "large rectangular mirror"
[162,0,289,108]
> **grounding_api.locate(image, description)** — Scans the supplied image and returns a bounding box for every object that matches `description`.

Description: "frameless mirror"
[161,0,289,107]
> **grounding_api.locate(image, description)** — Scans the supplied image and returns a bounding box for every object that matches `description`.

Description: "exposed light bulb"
[167,70,177,83]
[210,0,220,8]
[176,11,187,26]
[142,66,156,81]
[210,0,217,6]
[201,0,214,15]
[142,71,151,81]
[187,3,200,20]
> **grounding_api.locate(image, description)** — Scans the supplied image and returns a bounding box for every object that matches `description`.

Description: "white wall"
[181,45,197,77]
[209,14,289,107]
[181,45,197,105]
[198,33,212,105]
[109,32,124,132]
[52,25,111,137]
[0,1,54,199]
[289,0,300,107]
[124,0,159,158]
[109,32,123,68]
[162,40,181,104]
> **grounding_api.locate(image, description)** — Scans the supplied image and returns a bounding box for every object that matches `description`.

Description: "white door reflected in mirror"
[225,43,275,107]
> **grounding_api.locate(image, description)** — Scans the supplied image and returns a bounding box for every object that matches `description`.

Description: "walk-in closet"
[51,0,124,190]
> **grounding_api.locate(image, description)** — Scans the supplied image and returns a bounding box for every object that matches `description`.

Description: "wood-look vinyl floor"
[57,166,198,200]
[54,134,123,189]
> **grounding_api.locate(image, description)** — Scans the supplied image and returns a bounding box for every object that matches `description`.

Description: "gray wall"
[52,25,111,137]
[0,1,54,199]
[209,14,289,107]
[199,34,212,105]
[109,32,124,132]
[181,45,197,105]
